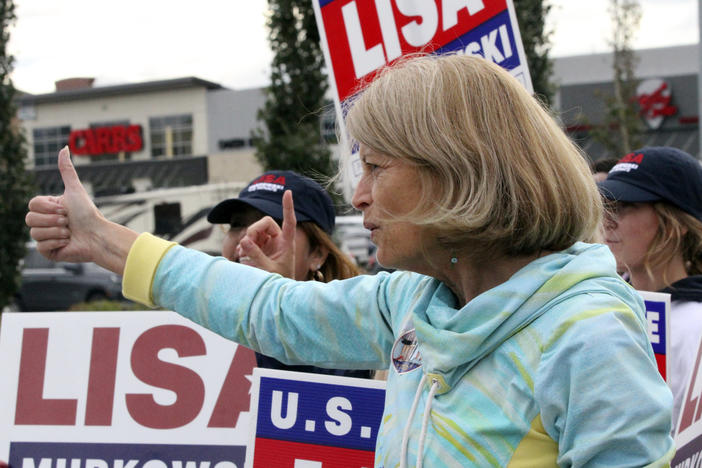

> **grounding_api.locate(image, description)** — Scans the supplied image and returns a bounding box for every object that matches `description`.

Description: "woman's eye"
[363,161,379,173]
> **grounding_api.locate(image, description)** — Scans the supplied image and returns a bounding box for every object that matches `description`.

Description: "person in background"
[207,170,371,379]
[26,54,674,466]
[599,146,702,432]
[592,156,631,278]
[591,156,621,183]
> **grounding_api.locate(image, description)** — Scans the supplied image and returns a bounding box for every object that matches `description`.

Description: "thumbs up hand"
[26,146,136,274]
[26,146,105,264]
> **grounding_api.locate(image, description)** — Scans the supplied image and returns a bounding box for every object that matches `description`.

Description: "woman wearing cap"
[599,146,702,432]
[27,54,673,466]
[208,170,371,379]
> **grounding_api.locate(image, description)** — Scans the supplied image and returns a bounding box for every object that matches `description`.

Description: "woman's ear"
[308,245,330,274]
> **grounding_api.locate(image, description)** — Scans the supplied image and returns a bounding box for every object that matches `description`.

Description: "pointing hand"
[237,190,297,278]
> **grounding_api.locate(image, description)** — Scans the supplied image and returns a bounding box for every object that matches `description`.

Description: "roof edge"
[18,76,225,105]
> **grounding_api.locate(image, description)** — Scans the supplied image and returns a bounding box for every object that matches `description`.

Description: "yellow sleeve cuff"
[122,232,177,307]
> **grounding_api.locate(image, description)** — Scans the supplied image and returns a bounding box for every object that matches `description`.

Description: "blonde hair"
[643,203,702,286]
[299,222,361,281]
[343,53,601,257]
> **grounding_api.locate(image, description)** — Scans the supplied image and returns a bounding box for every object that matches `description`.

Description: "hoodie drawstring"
[417,378,439,468]
[400,374,440,468]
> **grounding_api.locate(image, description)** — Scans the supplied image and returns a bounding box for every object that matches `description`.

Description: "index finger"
[281,190,297,239]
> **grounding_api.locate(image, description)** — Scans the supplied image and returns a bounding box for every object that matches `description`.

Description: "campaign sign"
[673,336,702,465]
[245,368,386,468]
[0,311,257,466]
[311,0,533,200]
[639,291,671,382]
[313,0,532,103]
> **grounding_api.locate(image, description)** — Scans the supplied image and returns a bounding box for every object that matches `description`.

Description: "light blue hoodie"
[138,237,673,467]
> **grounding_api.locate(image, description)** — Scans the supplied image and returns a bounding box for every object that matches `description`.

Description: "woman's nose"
[351,176,371,211]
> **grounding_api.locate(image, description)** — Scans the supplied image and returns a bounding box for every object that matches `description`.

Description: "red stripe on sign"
[253,437,375,468]
[655,353,666,382]
[321,0,508,102]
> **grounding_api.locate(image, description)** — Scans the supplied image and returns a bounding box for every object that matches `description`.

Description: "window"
[149,114,193,158]
[33,126,71,167]
[88,120,134,163]
[154,202,182,236]
[218,138,247,150]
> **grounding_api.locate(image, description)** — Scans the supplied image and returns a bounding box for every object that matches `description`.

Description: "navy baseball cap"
[598,146,702,222]
[207,170,336,234]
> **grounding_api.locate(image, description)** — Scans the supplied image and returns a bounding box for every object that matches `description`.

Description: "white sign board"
[0,311,257,466]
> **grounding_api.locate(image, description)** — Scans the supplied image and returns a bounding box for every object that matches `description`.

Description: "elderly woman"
[27,54,673,467]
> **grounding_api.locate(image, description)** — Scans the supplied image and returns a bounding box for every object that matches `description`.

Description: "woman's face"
[220,207,320,280]
[602,201,660,274]
[351,145,436,272]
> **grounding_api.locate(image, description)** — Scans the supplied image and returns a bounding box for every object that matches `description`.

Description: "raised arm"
[25,146,138,275]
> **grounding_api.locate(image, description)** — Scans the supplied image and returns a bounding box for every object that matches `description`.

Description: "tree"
[590,0,644,157]
[0,0,34,311]
[513,0,555,105]
[253,1,334,182]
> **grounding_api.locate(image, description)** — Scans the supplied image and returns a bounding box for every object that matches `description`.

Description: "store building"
[554,44,699,160]
[18,77,267,197]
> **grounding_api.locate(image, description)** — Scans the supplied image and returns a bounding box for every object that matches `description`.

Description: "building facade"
[554,44,699,160]
[18,77,267,197]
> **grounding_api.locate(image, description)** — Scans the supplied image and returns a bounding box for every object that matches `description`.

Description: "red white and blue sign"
[0,312,256,463]
[313,0,532,103]
[639,291,671,382]
[246,368,386,468]
[311,0,533,199]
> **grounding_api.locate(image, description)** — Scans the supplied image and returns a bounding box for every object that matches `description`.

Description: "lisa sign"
[0,311,255,465]
[312,0,532,201]
[313,0,533,104]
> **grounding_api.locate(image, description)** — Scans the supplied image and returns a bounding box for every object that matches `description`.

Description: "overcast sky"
[8,0,698,95]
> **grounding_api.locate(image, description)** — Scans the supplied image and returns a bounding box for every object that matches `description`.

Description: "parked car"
[14,245,123,311]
